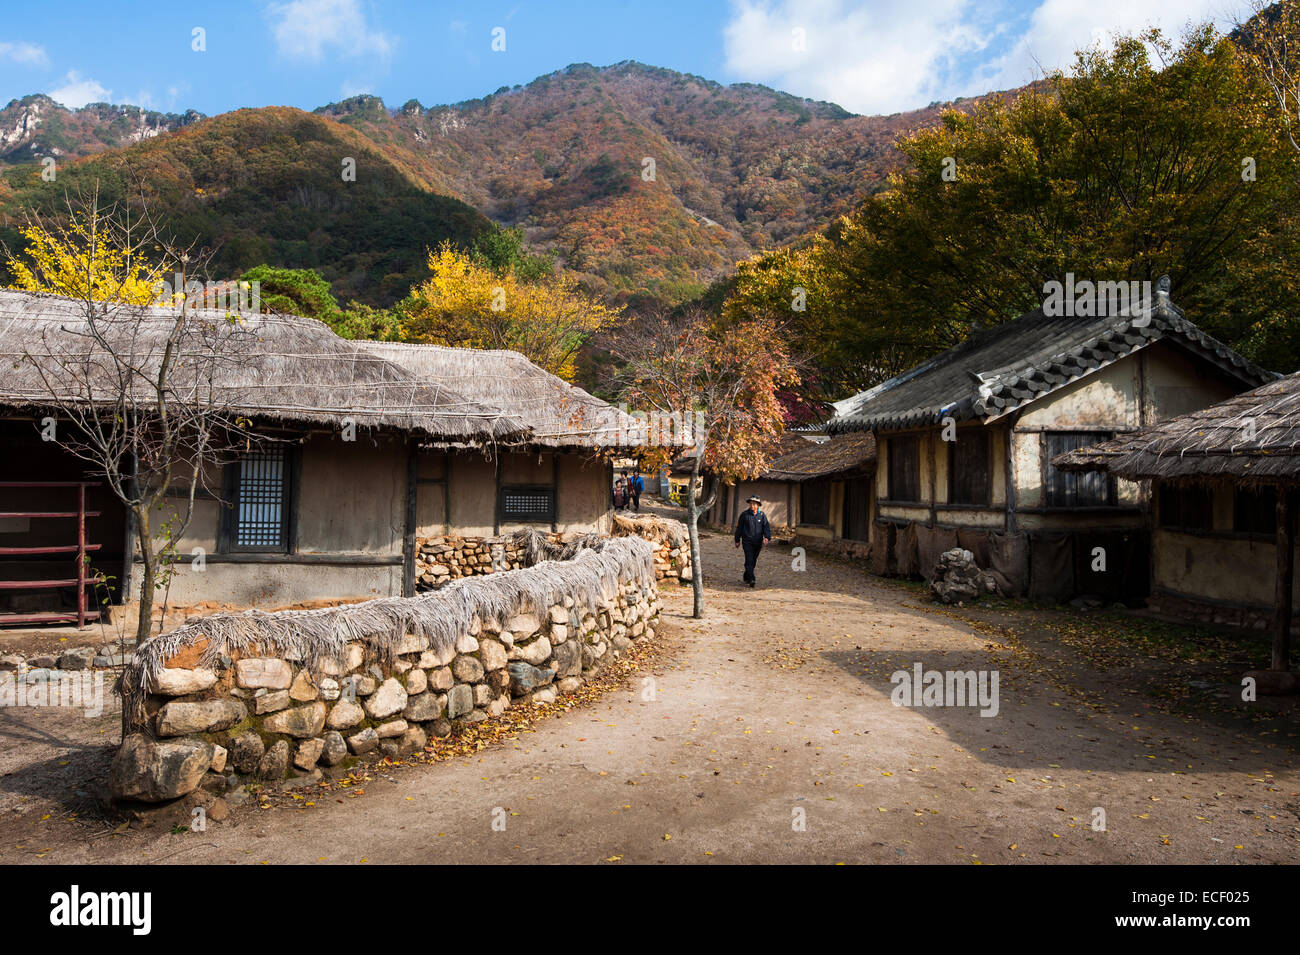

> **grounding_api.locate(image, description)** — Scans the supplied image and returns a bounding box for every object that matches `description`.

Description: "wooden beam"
[1274,488,1294,672]
[402,438,418,597]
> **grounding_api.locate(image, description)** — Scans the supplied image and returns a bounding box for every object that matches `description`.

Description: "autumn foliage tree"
[728,25,1300,384]
[611,309,798,618]
[5,187,257,649]
[402,242,617,381]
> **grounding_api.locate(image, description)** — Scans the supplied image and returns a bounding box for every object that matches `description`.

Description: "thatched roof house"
[762,431,877,482]
[357,340,639,449]
[1054,373,1300,676]
[0,290,638,623]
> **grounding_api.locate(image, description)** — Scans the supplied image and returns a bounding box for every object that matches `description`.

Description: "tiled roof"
[829,278,1275,434]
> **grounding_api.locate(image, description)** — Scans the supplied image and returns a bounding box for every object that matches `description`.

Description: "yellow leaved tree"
[8,216,164,305]
[401,243,616,381]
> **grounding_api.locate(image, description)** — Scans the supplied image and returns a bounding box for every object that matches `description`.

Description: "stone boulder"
[928,548,997,605]
[110,734,213,802]
[363,678,408,719]
[263,701,327,738]
[152,667,218,695]
[508,662,556,697]
[234,657,292,690]
[156,699,247,737]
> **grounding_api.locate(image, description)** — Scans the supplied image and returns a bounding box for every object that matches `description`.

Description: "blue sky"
[0,0,1242,117]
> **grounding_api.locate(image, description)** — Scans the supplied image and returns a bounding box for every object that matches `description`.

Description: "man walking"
[733,495,771,588]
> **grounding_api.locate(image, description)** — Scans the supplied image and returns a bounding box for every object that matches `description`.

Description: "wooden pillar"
[1274,488,1293,672]
[1004,418,1018,534]
[402,439,418,598]
[927,429,937,527]
[77,483,87,628]
[551,452,559,532]
[443,452,452,536]
[493,454,502,536]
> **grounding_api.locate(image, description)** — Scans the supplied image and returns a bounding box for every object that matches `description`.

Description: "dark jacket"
[734,508,771,544]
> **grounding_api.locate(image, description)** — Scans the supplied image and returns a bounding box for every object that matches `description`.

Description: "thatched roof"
[829,278,1275,434]
[1053,372,1300,484]
[763,431,876,482]
[358,340,646,449]
[0,289,526,442]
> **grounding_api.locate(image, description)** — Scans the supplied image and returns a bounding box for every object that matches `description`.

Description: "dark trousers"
[741,540,763,582]
[631,489,641,511]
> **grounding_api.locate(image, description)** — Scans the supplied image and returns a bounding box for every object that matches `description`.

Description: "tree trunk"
[684,467,718,620]
[686,465,704,619]
[134,508,155,645]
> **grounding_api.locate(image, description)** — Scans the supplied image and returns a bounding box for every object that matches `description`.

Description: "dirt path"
[3,526,1298,864]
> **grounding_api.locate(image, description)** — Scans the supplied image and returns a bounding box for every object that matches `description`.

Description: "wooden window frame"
[1042,432,1116,508]
[948,429,991,506]
[499,484,556,524]
[886,435,921,503]
[800,478,832,526]
[219,446,300,555]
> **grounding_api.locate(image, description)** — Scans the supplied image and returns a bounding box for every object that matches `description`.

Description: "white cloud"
[0,42,48,68]
[723,0,1239,115]
[979,0,1229,92]
[723,0,993,115]
[267,0,394,62]
[47,71,111,109]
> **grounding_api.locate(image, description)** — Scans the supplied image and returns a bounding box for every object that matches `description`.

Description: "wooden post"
[1004,420,1017,534]
[1274,488,1293,672]
[551,452,559,532]
[77,483,86,629]
[443,453,452,536]
[493,454,502,536]
[402,439,418,598]
[927,429,937,527]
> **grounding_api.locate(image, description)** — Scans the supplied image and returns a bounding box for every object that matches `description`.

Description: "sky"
[0,0,1245,118]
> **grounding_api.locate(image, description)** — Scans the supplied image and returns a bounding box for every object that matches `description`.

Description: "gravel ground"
[2,523,1297,864]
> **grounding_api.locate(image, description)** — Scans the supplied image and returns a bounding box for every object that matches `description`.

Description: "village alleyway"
[3,524,1298,864]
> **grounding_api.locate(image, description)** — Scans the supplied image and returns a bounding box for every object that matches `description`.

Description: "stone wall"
[416,524,692,590]
[415,535,524,588]
[110,538,661,814]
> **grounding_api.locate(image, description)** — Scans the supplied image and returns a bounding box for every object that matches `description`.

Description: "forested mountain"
[0,63,1023,306]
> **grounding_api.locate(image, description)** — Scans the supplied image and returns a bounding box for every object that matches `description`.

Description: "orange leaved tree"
[611,309,798,618]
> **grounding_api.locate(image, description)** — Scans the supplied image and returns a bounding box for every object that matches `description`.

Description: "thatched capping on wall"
[119,536,656,732]
[610,512,688,549]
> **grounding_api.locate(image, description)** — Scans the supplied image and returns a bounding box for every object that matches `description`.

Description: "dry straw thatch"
[358,340,644,449]
[1053,372,1300,484]
[0,289,526,442]
[610,511,688,549]
[762,431,877,482]
[118,535,655,731]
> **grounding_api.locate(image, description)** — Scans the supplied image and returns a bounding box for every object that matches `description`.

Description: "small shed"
[705,431,877,552]
[1055,372,1300,679]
